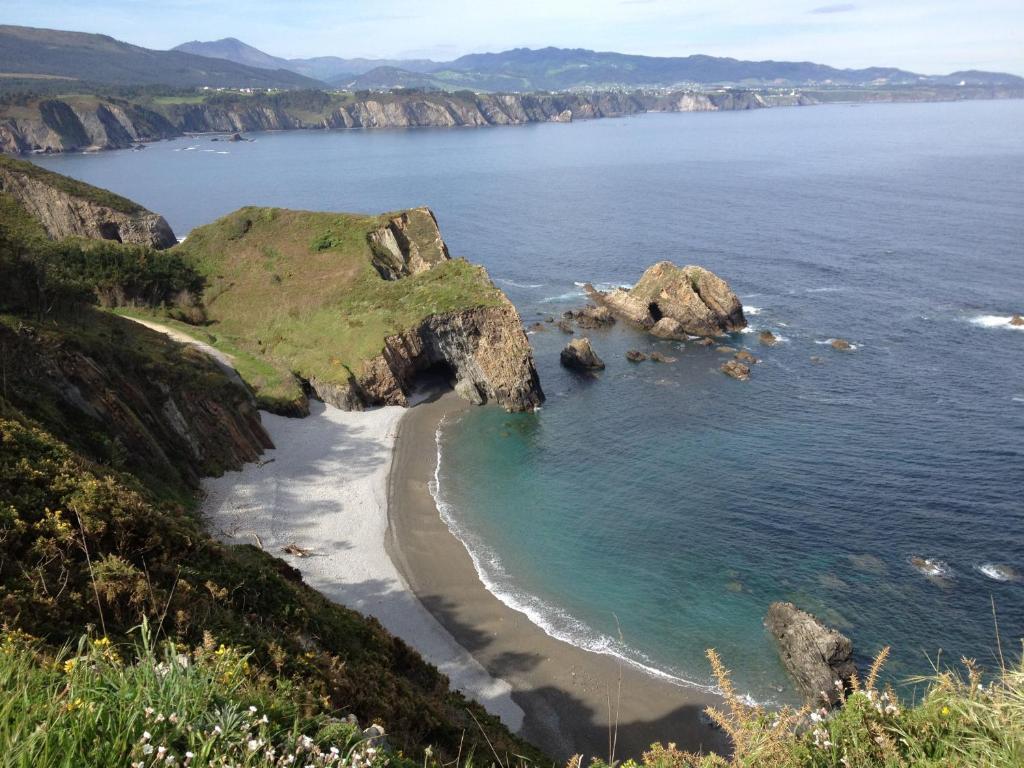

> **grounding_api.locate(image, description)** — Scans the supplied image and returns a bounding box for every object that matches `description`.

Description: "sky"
[3,0,1023,74]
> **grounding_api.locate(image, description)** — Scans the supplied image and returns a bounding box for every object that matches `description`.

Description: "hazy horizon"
[4,0,1023,75]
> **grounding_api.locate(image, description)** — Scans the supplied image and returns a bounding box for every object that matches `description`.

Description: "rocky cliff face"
[589,261,746,337]
[0,156,176,247]
[310,297,544,413]
[368,208,451,279]
[0,89,771,154]
[0,313,272,491]
[765,601,858,708]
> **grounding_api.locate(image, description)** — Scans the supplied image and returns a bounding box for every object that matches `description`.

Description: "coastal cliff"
[0,154,176,247]
[176,205,544,413]
[0,89,773,153]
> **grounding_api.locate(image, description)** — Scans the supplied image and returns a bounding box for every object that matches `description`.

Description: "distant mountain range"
[1,25,1020,93]
[0,25,320,89]
[175,37,1023,91]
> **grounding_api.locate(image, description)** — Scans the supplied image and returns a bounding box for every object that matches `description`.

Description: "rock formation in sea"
[759,330,779,346]
[586,262,746,338]
[625,349,647,362]
[765,601,858,707]
[565,305,615,328]
[1010,313,1023,326]
[721,360,751,380]
[560,337,606,371]
[831,338,853,350]
[0,155,176,247]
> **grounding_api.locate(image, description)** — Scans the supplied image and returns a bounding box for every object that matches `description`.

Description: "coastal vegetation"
[2,144,1020,767]
[0,187,538,764]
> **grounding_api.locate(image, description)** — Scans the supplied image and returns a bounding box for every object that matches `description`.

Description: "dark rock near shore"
[765,601,857,707]
[721,360,751,380]
[228,132,244,142]
[759,330,779,346]
[735,349,758,364]
[560,338,605,371]
[649,351,677,363]
[625,350,647,362]
[528,322,547,333]
[698,337,716,346]
[557,319,575,334]
[567,305,615,328]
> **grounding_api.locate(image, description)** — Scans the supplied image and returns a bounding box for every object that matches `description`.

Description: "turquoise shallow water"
[34,99,1024,702]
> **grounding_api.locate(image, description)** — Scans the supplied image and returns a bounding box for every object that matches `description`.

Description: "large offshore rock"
[765,602,858,707]
[559,337,606,371]
[588,262,746,337]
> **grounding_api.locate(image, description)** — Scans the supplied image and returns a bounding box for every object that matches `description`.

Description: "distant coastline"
[3,84,1022,155]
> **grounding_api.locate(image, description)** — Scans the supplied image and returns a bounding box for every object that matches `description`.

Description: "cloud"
[809,3,856,13]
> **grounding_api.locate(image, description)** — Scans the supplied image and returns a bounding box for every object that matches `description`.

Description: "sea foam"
[969,315,1024,331]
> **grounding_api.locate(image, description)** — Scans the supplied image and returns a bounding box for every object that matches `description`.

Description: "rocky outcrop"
[560,338,605,371]
[589,262,746,337]
[0,315,272,491]
[309,299,544,413]
[759,330,779,346]
[1010,314,1023,326]
[564,305,615,329]
[368,208,451,279]
[830,338,852,351]
[721,360,751,380]
[765,602,857,707]
[625,350,647,362]
[0,156,176,247]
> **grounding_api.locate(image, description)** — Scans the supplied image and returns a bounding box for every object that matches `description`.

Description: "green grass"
[0,154,145,214]
[112,308,307,415]
[0,625,402,768]
[174,207,504,401]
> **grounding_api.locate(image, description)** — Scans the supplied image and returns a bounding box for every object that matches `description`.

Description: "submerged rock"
[557,319,575,334]
[625,350,647,362]
[759,330,779,346]
[977,563,1020,582]
[698,337,716,346]
[649,351,677,363]
[830,338,852,351]
[721,360,751,380]
[560,338,605,371]
[765,601,857,708]
[527,322,547,333]
[735,349,758,364]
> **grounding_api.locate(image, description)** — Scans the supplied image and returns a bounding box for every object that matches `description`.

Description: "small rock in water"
[557,319,575,334]
[649,351,677,363]
[910,556,953,580]
[759,330,779,346]
[545,316,555,323]
[734,349,758,364]
[716,345,737,354]
[528,322,547,332]
[625,349,647,362]
[810,356,824,364]
[721,360,751,380]
[1011,314,1024,326]
[831,338,852,351]
[560,337,605,371]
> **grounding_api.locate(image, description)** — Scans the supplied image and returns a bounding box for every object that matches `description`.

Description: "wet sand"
[386,393,730,762]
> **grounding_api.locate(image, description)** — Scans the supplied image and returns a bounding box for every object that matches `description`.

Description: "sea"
[32,98,1024,704]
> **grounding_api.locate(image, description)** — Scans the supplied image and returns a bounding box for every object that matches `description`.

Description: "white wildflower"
[144,707,155,717]
[249,705,258,714]
[142,731,152,742]
[142,745,154,756]
[248,739,260,751]
[810,712,822,723]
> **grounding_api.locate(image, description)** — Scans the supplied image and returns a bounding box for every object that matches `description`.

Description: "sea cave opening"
[648,302,663,321]
[407,359,458,405]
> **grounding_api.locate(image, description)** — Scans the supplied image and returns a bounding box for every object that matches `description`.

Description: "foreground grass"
[587,648,1024,768]
[0,625,406,767]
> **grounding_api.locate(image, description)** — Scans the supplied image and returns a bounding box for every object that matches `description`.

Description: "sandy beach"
[201,399,525,730]
[387,393,730,762]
